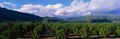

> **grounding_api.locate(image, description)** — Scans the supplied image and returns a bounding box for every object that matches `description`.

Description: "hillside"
[1,7,120,23]
[0,7,43,22]
[62,15,120,23]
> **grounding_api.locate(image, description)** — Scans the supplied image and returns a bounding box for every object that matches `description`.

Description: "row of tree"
[0,22,120,39]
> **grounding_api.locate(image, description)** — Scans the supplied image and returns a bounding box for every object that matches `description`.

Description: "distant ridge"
[0,7,43,21]
[62,15,120,23]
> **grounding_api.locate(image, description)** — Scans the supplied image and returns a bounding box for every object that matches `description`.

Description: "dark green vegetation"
[1,7,120,39]
[0,7,43,21]
[0,22,120,39]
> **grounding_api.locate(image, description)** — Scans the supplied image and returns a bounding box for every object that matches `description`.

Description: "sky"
[0,0,120,17]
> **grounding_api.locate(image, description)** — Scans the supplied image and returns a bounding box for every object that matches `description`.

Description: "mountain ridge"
[0,7,43,22]
[1,7,120,23]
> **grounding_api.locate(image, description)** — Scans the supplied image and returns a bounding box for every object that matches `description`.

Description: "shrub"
[55,29,68,39]
[31,24,43,39]
[98,24,112,37]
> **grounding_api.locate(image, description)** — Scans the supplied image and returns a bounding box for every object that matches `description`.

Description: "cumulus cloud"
[55,0,120,17]
[0,2,16,8]
[16,3,63,17]
[2,2,16,8]
[88,0,120,13]
[0,3,4,7]
[16,0,120,17]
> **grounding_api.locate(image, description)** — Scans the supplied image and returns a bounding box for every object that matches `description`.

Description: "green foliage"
[0,23,8,34]
[98,24,112,37]
[1,23,22,39]
[55,29,68,39]
[116,27,120,36]
[1,29,15,39]
[31,24,43,39]
[79,27,89,38]
[88,23,98,35]
[0,22,120,39]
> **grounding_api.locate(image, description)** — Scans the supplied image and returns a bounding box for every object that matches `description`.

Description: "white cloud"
[53,3,63,9]
[55,0,120,17]
[16,0,120,17]
[2,2,16,8]
[55,0,89,17]
[0,2,16,8]
[16,4,63,17]
[0,3,4,7]
[88,0,120,12]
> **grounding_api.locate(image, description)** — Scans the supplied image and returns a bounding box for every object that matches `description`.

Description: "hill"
[0,7,43,22]
[62,15,120,23]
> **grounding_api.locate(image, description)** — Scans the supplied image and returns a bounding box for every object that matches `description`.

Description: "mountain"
[62,15,120,23]
[1,7,120,23]
[0,7,43,22]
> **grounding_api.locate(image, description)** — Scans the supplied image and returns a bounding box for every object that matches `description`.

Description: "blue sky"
[0,0,91,8]
[0,0,73,8]
[0,0,90,5]
[0,0,120,17]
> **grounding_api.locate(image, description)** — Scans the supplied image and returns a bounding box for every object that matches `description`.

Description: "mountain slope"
[0,7,43,21]
[62,15,120,23]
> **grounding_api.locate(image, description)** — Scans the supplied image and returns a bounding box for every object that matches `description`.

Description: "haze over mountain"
[63,15,120,22]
